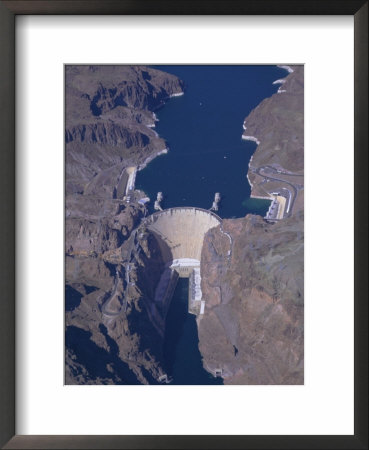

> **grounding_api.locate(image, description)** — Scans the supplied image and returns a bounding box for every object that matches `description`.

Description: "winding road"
[102,267,128,317]
[255,166,303,218]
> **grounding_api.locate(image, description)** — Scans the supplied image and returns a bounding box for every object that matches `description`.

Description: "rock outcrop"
[66,65,184,195]
[244,66,304,179]
[65,65,184,384]
[197,66,304,384]
[199,214,304,384]
[66,230,167,385]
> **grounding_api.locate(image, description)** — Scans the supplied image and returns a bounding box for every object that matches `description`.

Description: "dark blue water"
[163,278,223,385]
[136,65,286,218]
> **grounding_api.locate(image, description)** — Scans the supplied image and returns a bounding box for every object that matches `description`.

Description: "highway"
[255,166,302,218]
[101,228,141,318]
[102,267,127,317]
[219,223,233,263]
[260,165,303,178]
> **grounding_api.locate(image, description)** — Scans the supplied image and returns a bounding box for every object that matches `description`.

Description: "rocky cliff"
[65,65,184,384]
[66,229,167,384]
[65,64,304,385]
[198,66,304,384]
[66,65,184,195]
[245,66,304,195]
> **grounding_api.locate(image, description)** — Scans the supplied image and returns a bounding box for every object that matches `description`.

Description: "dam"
[146,207,221,316]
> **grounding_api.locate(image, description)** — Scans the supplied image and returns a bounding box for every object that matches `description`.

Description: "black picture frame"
[0,1,367,449]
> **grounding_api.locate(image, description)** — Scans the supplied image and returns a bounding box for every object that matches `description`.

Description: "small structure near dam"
[154,191,164,211]
[147,207,221,316]
[209,192,221,212]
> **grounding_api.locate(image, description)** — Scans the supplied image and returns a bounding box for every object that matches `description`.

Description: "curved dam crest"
[147,207,221,263]
[145,207,221,319]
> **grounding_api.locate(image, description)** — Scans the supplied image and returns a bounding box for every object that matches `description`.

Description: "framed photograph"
[1,1,367,448]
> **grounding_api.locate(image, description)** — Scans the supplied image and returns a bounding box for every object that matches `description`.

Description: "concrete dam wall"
[147,207,221,264]
[146,207,222,317]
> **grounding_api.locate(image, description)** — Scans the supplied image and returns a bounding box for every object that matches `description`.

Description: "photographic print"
[65,65,304,385]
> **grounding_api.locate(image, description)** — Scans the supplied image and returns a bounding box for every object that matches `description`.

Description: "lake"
[136,65,287,218]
